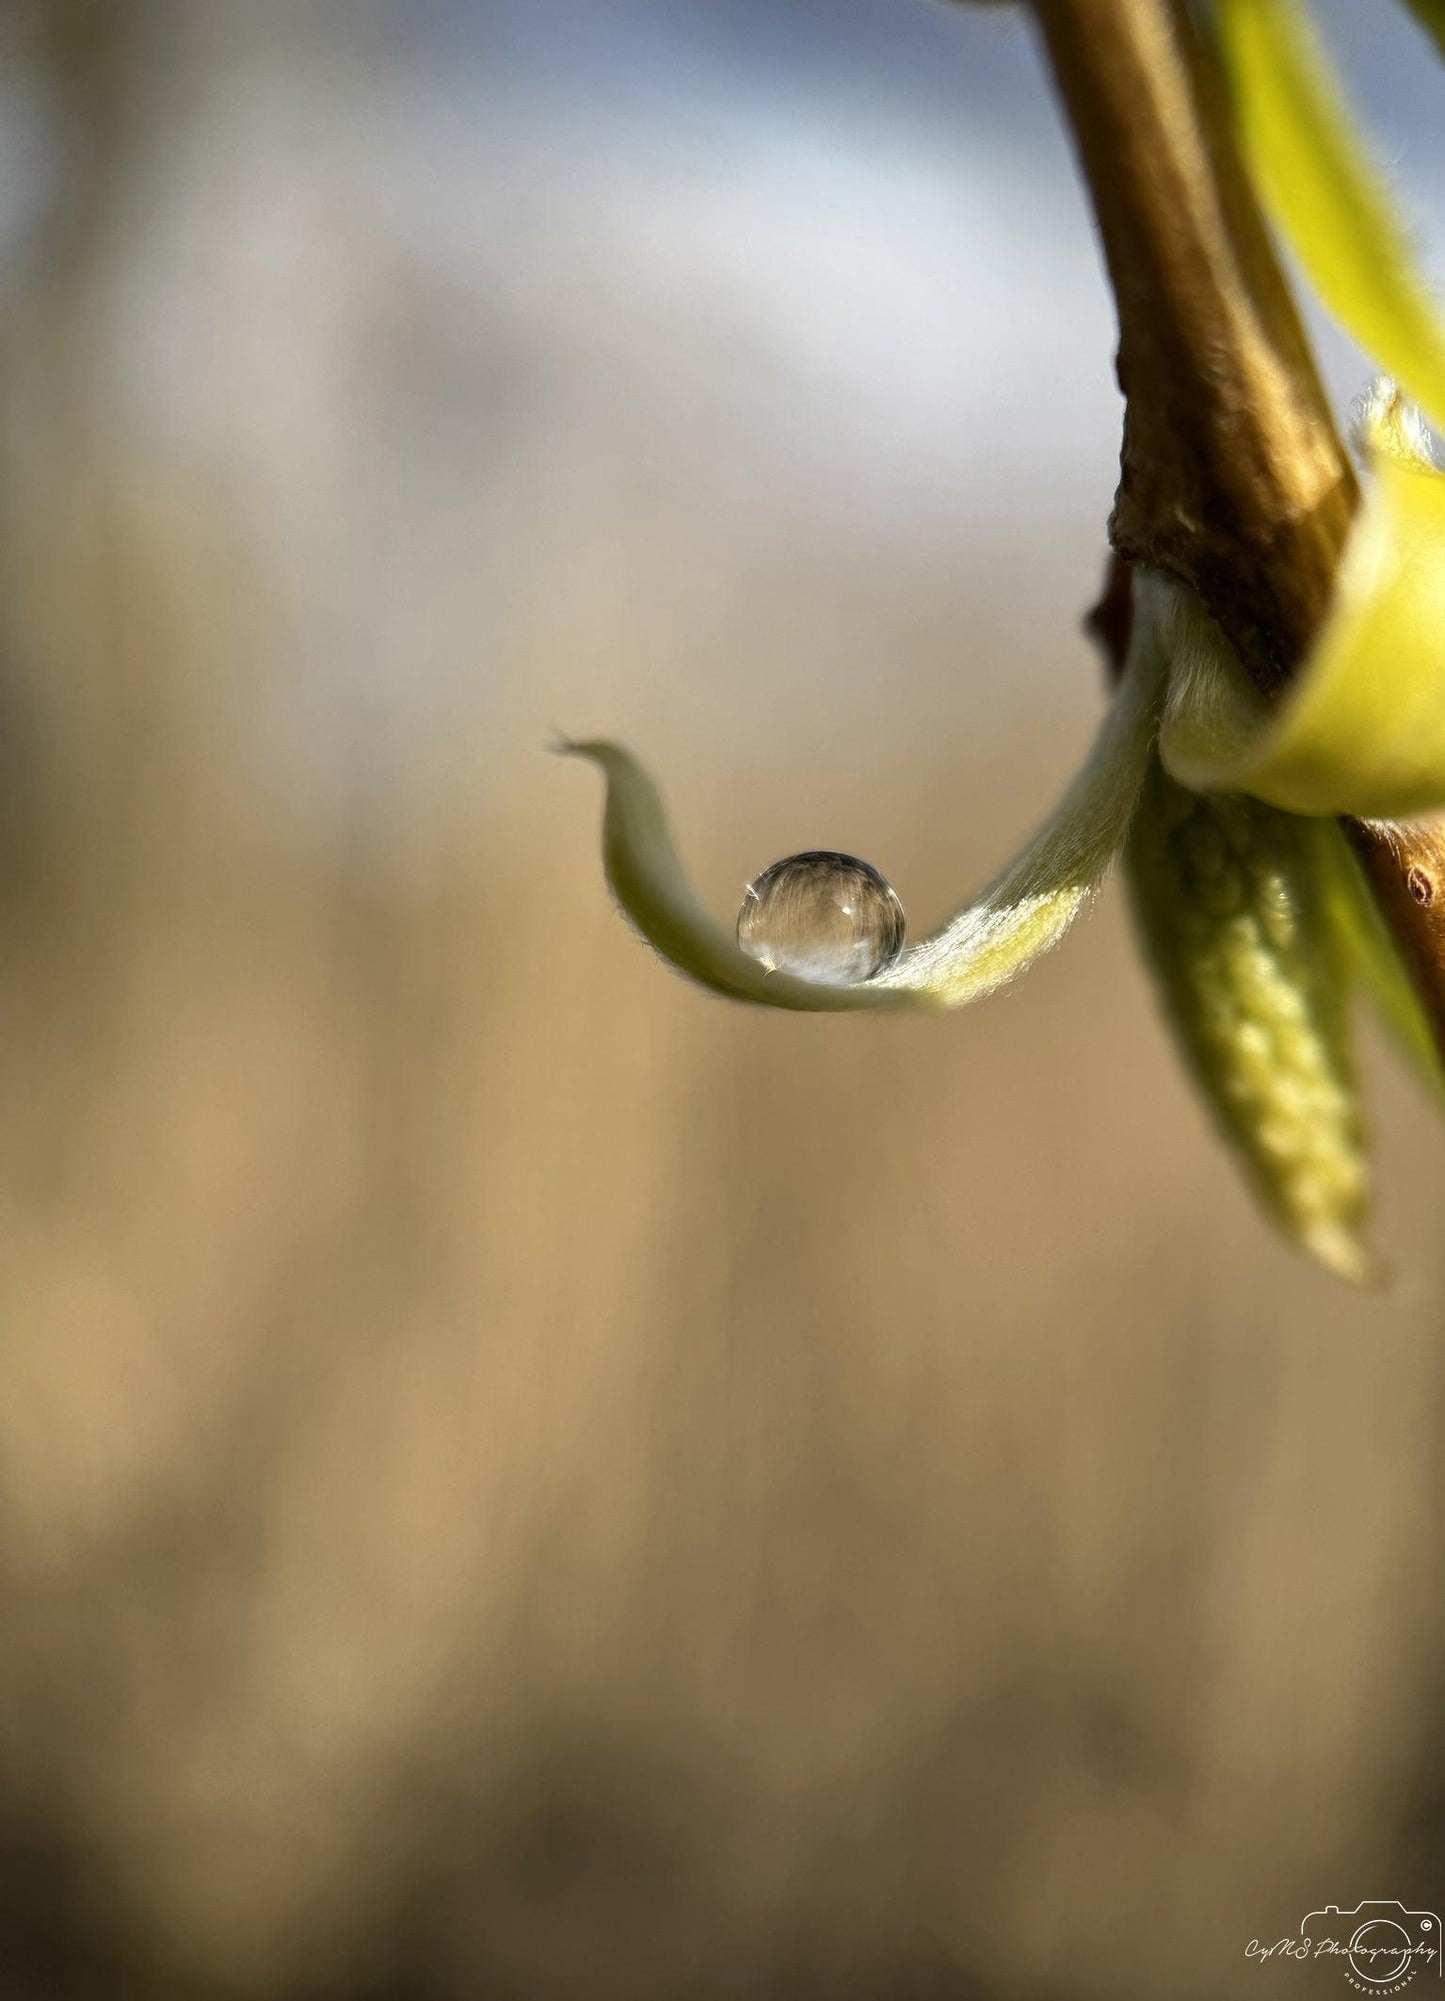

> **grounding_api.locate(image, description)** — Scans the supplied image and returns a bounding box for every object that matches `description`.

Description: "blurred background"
[1,0,1444,1994]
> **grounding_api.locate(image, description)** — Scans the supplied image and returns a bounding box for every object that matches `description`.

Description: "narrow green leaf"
[561,737,906,1012]
[1215,0,1445,436]
[563,610,1165,1013]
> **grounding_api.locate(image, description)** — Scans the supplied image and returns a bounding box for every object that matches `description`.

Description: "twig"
[1026,0,1445,1052]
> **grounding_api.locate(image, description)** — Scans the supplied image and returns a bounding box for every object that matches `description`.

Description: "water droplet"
[737,851,905,985]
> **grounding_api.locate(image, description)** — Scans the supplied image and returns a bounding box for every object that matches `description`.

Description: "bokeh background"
[1,1,1444,1994]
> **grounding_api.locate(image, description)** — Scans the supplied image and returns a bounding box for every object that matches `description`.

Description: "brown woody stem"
[1026,0,1445,1054]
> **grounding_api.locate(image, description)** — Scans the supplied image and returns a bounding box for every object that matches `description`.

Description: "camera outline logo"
[1301,1902,1442,1992]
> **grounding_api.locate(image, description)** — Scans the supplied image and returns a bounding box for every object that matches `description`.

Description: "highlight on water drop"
[736,851,906,986]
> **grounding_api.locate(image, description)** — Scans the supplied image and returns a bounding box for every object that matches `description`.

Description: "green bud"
[1126,758,1373,1282]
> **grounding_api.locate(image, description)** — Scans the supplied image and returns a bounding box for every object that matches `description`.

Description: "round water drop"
[737,851,905,985]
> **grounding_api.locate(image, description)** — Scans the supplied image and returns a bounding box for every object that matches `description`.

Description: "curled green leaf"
[563,611,1164,1013]
[1155,457,1445,819]
[1215,0,1445,435]
[1126,755,1374,1282]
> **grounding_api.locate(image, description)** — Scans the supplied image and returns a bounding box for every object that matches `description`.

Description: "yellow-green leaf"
[563,611,1165,1013]
[1215,0,1445,436]
[1155,457,1445,817]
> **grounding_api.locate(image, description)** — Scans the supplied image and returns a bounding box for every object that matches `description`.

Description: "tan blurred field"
[0,6,1443,1997]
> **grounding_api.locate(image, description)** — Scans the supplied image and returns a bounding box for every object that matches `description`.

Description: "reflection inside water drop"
[737,851,906,985]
